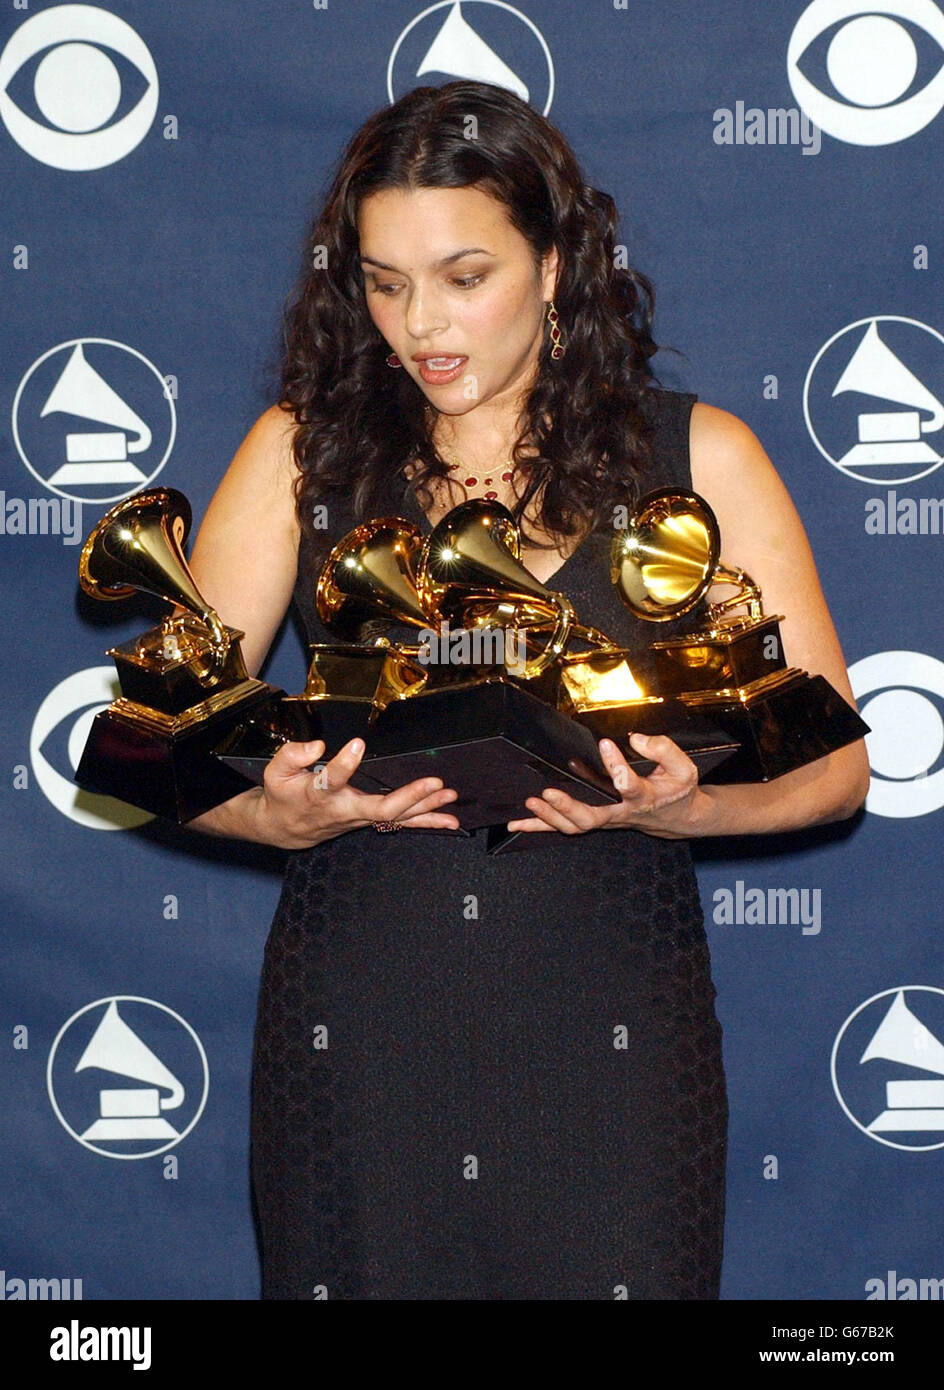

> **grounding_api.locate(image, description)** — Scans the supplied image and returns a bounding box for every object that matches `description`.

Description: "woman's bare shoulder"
[202,402,301,530]
[249,399,297,438]
[688,401,796,512]
[233,401,299,481]
[689,400,764,464]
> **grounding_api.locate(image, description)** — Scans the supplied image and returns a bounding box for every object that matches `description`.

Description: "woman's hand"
[506,733,703,839]
[252,736,461,850]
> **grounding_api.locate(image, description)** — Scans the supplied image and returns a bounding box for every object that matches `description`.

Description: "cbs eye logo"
[30,666,153,830]
[0,4,158,170]
[848,651,944,818]
[788,0,944,146]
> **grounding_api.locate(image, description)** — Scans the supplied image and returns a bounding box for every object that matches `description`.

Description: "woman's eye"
[367,274,484,294]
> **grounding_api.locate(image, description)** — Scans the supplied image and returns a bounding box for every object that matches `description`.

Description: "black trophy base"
[571,701,740,780]
[477,702,740,856]
[350,677,621,832]
[74,686,280,822]
[680,672,869,783]
[480,710,738,856]
[211,694,390,796]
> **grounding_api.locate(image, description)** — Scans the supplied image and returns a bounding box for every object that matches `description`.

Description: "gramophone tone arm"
[160,605,232,683]
[522,594,575,676]
[510,605,618,652]
[201,609,232,675]
[459,598,617,654]
[706,563,764,623]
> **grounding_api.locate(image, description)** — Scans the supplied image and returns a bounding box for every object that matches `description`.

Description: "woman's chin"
[421,389,482,416]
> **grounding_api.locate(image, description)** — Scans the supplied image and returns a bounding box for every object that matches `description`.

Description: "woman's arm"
[508,403,871,839]
[187,402,301,680]
[179,404,301,842]
[684,402,869,833]
[181,405,461,845]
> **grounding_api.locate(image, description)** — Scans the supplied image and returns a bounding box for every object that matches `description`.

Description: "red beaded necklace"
[443,455,514,501]
[426,405,518,501]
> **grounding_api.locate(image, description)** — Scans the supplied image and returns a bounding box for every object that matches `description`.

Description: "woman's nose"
[404,282,448,340]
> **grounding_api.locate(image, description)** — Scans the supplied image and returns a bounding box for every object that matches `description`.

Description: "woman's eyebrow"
[359,247,496,272]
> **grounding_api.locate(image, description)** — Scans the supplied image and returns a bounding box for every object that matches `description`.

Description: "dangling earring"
[385,352,402,369]
[546,300,566,359]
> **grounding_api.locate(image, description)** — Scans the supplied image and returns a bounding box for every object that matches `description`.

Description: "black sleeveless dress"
[250,389,728,1300]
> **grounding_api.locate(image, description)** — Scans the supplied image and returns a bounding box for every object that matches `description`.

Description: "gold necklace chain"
[426,404,518,500]
[441,452,516,499]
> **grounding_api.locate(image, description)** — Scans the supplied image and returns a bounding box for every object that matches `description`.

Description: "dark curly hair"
[280,80,663,580]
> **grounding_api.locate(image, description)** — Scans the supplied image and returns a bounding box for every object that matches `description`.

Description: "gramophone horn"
[612,488,767,625]
[79,487,230,673]
[316,517,431,641]
[611,489,722,621]
[416,498,584,678]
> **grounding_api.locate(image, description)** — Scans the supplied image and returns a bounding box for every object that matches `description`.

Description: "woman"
[186,81,869,1299]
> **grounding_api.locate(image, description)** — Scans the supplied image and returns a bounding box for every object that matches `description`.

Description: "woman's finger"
[396,810,465,830]
[628,732,698,790]
[387,787,460,825]
[597,737,639,792]
[516,794,584,834]
[505,815,554,833]
[538,787,607,831]
[369,779,462,824]
[263,737,326,791]
[316,737,368,791]
[598,737,651,804]
[397,786,460,818]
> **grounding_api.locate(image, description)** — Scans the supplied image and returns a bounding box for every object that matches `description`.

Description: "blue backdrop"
[3,0,943,1302]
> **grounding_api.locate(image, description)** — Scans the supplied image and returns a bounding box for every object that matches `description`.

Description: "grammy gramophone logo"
[831,987,944,1151]
[47,997,208,1159]
[12,338,176,505]
[804,316,944,486]
[388,1,554,114]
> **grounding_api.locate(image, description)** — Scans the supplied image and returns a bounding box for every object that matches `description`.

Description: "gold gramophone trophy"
[344,498,631,827]
[602,489,869,781]
[211,516,436,790]
[424,499,740,850]
[216,499,626,835]
[74,488,282,821]
[75,483,862,838]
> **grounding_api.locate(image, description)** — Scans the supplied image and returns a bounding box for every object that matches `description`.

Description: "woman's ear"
[541,244,560,300]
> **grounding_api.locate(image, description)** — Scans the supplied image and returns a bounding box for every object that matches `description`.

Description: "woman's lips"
[413,355,468,384]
